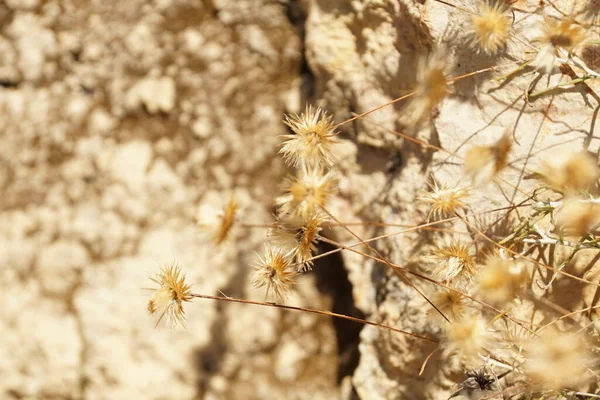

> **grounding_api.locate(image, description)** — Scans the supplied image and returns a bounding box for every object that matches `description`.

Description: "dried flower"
[268,213,327,271]
[468,1,511,55]
[280,106,338,168]
[428,240,476,284]
[476,253,527,306]
[464,131,512,185]
[538,150,599,192]
[252,245,297,302]
[195,194,240,246]
[405,52,448,126]
[147,264,193,328]
[444,315,492,366]
[525,329,591,390]
[276,168,337,219]
[429,289,469,322]
[556,197,600,236]
[533,17,586,73]
[419,181,470,220]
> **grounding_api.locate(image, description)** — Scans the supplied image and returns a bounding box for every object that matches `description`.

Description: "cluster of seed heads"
[143,1,600,398]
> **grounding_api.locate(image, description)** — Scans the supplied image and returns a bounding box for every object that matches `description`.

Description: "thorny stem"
[190,293,439,343]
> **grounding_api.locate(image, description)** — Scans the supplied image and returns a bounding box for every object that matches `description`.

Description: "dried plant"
[468,1,512,55]
[419,181,470,221]
[146,264,193,328]
[143,3,600,399]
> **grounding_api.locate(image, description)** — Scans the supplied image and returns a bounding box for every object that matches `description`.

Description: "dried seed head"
[195,194,240,246]
[429,289,469,322]
[538,150,599,192]
[464,131,512,186]
[476,253,527,306]
[444,315,492,366]
[268,213,327,271]
[251,245,296,302]
[280,106,338,168]
[406,52,448,126]
[556,197,600,236]
[525,329,591,390]
[276,168,337,219]
[147,264,193,328]
[419,181,470,220]
[469,1,511,55]
[533,17,586,73]
[428,240,476,284]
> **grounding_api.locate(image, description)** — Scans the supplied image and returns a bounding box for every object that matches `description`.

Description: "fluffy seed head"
[280,106,338,168]
[538,150,599,192]
[251,245,297,302]
[469,1,511,55]
[428,240,476,284]
[276,168,337,219]
[419,181,470,220]
[476,253,527,306]
[533,17,586,73]
[147,264,193,328]
[444,315,492,366]
[429,289,469,322]
[556,197,600,236]
[525,329,592,390]
[406,52,448,126]
[464,131,512,186]
[268,213,327,271]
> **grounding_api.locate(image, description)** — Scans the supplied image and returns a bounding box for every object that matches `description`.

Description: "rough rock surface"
[303,0,600,399]
[4,0,600,399]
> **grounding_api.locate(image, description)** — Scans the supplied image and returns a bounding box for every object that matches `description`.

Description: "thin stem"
[459,215,600,287]
[320,206,451,323]
[430,0,473,14]
[333,67,494,128]
[316,236,537,335]
[191,293,439,343]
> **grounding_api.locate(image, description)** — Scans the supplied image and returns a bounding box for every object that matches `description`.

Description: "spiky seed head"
[476,253,527,306]
[538,150,599,192]
[525,329,591,390]
[195,194,240,246]
[251,245,296,302]
[444,315,492,367]
[428,240,476,284]
[469,1,511,55]
[147,264,193,328]
[419,181,470,221]
[556,197,600,236]
[533,17,586,73]
[464,131,512,186]
[280,106,339,169]
[429,289,469,322]
[268,213,327,272]
[276,168,337,219]
[406,52,448,126]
